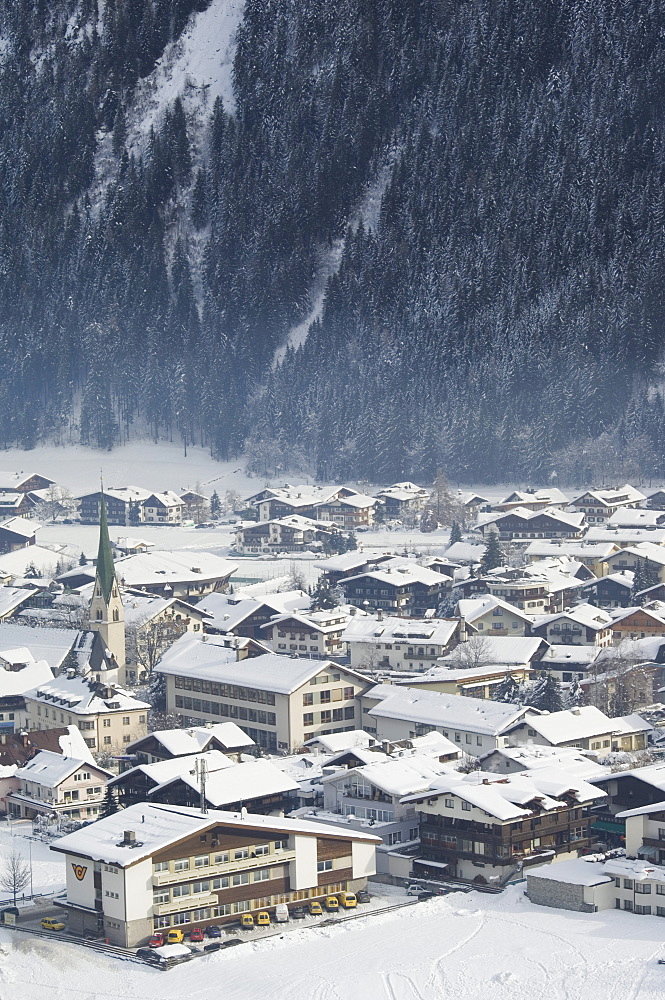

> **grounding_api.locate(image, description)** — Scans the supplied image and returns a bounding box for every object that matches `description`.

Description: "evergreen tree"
[210,490,221,518]
[480,531,504,575]
[530,672,564,713]
[450,521,462,545]
[100,784,119,818]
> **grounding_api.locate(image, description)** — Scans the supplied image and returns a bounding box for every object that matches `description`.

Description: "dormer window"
[96,611,103,621]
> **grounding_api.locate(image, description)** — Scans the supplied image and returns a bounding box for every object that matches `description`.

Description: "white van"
[274,904,289,923]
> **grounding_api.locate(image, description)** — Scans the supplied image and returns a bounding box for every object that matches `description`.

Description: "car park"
[149,932,165,948]
[40,917,66,932]
[205,924,222,938]
[308,901,323,916]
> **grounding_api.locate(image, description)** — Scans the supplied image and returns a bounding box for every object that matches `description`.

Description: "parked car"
[256,911,271,926]
[240,913,255,929]
[308,901,323,916]
[148,932,165,948]
[205,924,222,938]
[274,903,289,923]
[136,948,166,966]
[337,892,357,909]
[166,928,185,944]
[189,927,204,942]
[324,896,339,912]
[355,889,371,904]
[291,907,307,920]
[40,917,66,932]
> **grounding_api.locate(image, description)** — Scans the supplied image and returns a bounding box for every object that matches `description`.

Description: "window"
[122,716,130,725]
[192,880,210,894]
[254,844,270,856]
[343,687,354,699]
[635,883,652,894]
[211,877,229,889]
[317,860,333,872]
[153,889,170,904]
[320,690,331,704]
[444,799,454,809]
[172,884,190,898]
[303,693,313,706]
[635,904,651,915]
[213,852,229,865]
[303,713,314,727]
[234,849,249,860]
[154,861,169,873]
[231,872,249,886]
[462,801,471,811]
[253,868,271,882]
[103,736,111,745]
[194,855,209,868]
[624,879,634,889]
[174,858,190,872]
[103,718,111,728]
[332,689,343,702]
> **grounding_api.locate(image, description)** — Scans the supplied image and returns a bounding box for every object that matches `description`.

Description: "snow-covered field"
[0,882,664,999]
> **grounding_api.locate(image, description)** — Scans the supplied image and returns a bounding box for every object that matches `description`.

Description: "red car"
[148,932,165,948]
[189,927,205,942]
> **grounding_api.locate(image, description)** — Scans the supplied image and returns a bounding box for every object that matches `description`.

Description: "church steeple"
[88,489,126,682]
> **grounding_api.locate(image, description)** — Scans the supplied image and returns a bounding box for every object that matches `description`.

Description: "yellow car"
[324,896,339,912]
[240,913,255,929]
[40,917,66,932]
[308,901,323,916]
[337,892,357,909]
[256,911,271,926]
[166,928,185,944]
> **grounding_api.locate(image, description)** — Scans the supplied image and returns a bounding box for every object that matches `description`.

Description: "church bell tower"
[88,489,126,671]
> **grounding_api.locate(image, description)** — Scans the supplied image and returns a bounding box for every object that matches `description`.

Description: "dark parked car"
[355,890,371,904]
[136,948,166,966]
[290,907,307,919]
[205,924,222,938]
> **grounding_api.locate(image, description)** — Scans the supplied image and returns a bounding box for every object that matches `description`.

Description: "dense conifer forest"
[1,0,664,483]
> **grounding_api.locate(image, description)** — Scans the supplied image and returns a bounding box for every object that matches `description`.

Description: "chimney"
[240,806,247,821]
[571,707,581,716]
[459,617,468,642]
[377,609,383,622]
[123,830,136,845]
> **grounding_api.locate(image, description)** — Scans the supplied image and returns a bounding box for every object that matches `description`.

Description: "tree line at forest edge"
[1,1,665,485]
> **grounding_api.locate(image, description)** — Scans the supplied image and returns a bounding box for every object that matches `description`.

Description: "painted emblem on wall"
[71,863,88,881]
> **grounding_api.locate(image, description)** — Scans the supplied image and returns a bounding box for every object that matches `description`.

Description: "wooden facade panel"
[318,867,352,886]
[154,826,280,863]
[317,837,354,861]
[217,876,289,905]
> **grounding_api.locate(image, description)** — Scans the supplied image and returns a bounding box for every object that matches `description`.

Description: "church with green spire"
[88,491,126,680]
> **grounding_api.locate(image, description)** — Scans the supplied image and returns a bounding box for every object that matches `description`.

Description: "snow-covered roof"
[0,517,39,539]
[443,542,485,564]
[112,550,238,588]
[531,603,613,631]
[51,802,381,865]
[539,644,602,665]
[131,722,255,756]
[526,858,612,886]
[0,625,79,671]
[581,571,633,591]
[303,730,377,753]
[572,485,646,507]
[0,586,40,620]
[375,483,428,502]
[196,590,310,631]
[122,594,211,628]
[324,753,458,798]
[150,757,300,805]
[401,766,605,820]
[366,685,529,736]
[113,537,154,552]
[495,488,569,508]
[341,615,460,646]
[112,749,235,789]
[616,799,665,819]
[585,527,665,545]
[438,635,544,667]
[456,595,531,624]
[24,676,149,715]
[513,706,648,744]
[480,744,611,780]
[608,604,665,627]
[0,472,52,490]
[602,857,665,883]
[316,551,377,572]
[344,562,447,588]
[142,491,184,508]
[156,644,366,694]
[0,545,72,580]
[606,542,665,567]
[607,509,665,527]
[15,749,110,788]
[264,609,350,635]
[0,657,53,697]
[480,507,585,529]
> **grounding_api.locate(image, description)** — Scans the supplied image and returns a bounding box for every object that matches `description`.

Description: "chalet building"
[504,705,651,754]
[179,490,210,516]
[51,802,380,945]
[0,517,38,554]
[314,494,379,528]
[0,727,72,766]
[646,489,665,511]
[342,615,471,672]
[485,577,550,614]
[140,492,185,525]
[359,684,532,754]
[570,485,646,524]
[609,604,665,641]
[0,493,34,518]
[0,585,43,621]
[456,596,532,636]
[196,590,310,640]
[0,472,54,494]
[109,750,299,815]
[525,541,619,577]
[399,662,534,699]
[125,722,256,766]
[7,750,111,820]
[457,492,490,517]
[21,676,149,752]
[590,763,665,830]
[536,644,602,683]
[123,593,211,685]
[316,551,394,588]
[79,487,153,525]
[579,572,633,609]
[526,853,665,915]
[492,488,569,512]
[529,605,614,647]
[604,543,665,582]
[262,609,349,659]
[477,508,585,542]
[373,482,429,519]
[403,768,605,882]
[156,645,368,752]
[341,562,450,618]
[235,515,335,554]
[245,485,369,523]
[56,550,239,600]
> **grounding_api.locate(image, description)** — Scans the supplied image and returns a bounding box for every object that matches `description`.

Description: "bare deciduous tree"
[0,849,30,904]
[447,635,494,670]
